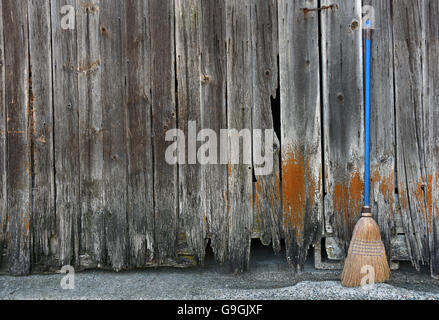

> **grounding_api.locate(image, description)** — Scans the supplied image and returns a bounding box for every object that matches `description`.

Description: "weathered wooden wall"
[0,0,438,278]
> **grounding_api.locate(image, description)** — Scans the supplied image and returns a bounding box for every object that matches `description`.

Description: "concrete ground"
[1,244,438,300]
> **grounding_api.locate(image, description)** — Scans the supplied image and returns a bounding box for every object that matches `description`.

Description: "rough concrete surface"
[1,245,438,300]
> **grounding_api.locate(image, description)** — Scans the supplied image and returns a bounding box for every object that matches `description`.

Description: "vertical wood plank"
[51,0,80,268]
[0,0,6,267]
[28,0,56,271]
[364,0,396,259]
[226,0,253,272]
[3,0,32,275]
[100,0,128,270]
[279,0,322,271]
[77,0,105,267]
[322,0,364,249]
[199,0,229,263]
[124,0,154,267]
[424,0,439,278]
[251,0,282,253]
[393,0,428,270]
[175,0,206,263]
[150,0,178,263]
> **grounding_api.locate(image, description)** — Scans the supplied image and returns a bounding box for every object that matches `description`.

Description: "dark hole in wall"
[320,237,329,261]
[270,59,281,147]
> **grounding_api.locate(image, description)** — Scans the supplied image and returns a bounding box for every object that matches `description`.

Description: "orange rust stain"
[282,150,305,241]
[255,178,262,215]
[414,179,427,224]
[427,175,433,234]
[334,171,364,230]
[282,149,320,242]
[398,182,408,210]
[436,171,439,218]
[371,169,395,216]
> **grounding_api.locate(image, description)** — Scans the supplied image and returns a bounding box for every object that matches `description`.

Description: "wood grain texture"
[251,0,282,253]
[4,0,32,275]
[150,0,178,263]
[28,0,56,271]
[124,0,155,268]
[51,0,81,268]
[0,0,6,268]
[175,0,206,263]
[199,0,229,263]
[77,0,105,268]
[226,0,253,273]
[321,0,364,250]
[364,0,396,260]
[393,0,428,270]
[424,0,439,279]
[279,0,322,271]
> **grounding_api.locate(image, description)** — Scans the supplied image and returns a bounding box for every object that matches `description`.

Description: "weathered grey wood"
[0,0,6,268]
[4,0,32,275]
[124,0,155,267]
[175,0,206,263]
[226,0,253,273]
[100,0,128,270]
[150,0,178,263]
[251,0,282,253]
[322,0,364,249]
[364,0,396,260]
[199,0,229,263]
[423,0,439,278]
[279,0,322,271]
[51,0,81,268]
[28,0,56,271]
[393,0,428,271]
[77,0,105,268]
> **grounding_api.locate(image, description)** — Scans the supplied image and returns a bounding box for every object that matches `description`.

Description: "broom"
[341,20,391,287]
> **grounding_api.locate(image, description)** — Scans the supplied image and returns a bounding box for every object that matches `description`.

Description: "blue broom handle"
[365,21,372,207]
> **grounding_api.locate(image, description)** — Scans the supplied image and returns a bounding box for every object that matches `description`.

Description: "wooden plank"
[3,0,32,275]
[175,0,206,263]
[423,0,439,278]
[199,0,229,263]
[364,0,396,260]
[124,0,154,267]
[226,0,253,273]
[279,0,322,271]
[251,0,282,253]
[321,0,364,249]
[51,0,80,268]
[28,0,56,271]
[99,0,128,270]
[393,0,428,270]
[0,0,6,268]
[76,0,105,268]
[150,0,178,263]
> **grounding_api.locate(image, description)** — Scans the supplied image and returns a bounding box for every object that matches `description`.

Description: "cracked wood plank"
[3,0,32,275]
[393,0,428,270]
[199,0,229,263]
[251,0,282,253]
[51,0,81,268]
[28,0,56,271]
[100,0,128,270]
[124,0,155,268]
[279,0,322,271]
[321,0,364,250]
[424,0,439,279]
[0,0,6,269]
[77,0,105,268]
[150,0,178,263]
[176,0,206,263]
[226,0,253,273]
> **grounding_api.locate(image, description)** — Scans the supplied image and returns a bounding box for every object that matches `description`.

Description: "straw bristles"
[341,214,390,287]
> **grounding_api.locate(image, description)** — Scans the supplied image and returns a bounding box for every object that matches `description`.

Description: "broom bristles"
[341,209,390,287]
